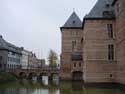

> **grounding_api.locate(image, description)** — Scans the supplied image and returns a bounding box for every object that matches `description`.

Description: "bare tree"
[48,49,58,69]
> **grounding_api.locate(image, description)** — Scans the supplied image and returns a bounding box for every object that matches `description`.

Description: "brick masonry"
[60,0,125,84]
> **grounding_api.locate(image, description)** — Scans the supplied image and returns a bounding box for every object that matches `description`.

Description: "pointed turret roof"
[85,0,115,19]
[61,12,82,29]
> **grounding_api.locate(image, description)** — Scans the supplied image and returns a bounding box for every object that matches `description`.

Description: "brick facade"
[115,0,125,84]
[60,28,83,80]
[83,20,117,83]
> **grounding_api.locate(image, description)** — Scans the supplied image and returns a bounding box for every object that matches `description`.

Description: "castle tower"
[113,0,125,84]
[60,12,83,80]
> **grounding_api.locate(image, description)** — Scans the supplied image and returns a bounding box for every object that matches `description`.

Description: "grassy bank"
[0,71,17,83]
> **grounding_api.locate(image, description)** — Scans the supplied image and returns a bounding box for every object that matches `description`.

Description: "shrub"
[0,72,16,83]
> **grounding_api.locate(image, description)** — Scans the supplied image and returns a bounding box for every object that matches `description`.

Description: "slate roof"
[0,35,22,54]
[61,12,82,29]
[85,0,115,19]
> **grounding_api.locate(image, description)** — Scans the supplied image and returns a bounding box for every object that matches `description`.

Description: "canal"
[0,76,125,94]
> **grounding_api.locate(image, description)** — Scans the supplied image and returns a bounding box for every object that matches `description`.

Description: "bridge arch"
[39,72,48,76]
[72,71,83,81]
[28,72,37,79]
[6,68,60,80]
[19,72,27,79]
[39,72,48,78]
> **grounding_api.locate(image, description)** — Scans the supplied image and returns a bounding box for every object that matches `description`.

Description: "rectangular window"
[12,52,15,55]
[70,32,72,37]
[117,3,120,14]
[108,44,114,61]
[107,24,113,39]
[71,52,83,61]
[0,64,2,68]
[76,32,78,36]
[72,41,76,50]
[0,56,2,68]
[0,56,2,61]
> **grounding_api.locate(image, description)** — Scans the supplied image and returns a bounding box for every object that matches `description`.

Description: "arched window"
[79,63,81,67]
[81,38,83,43]
[74,63,76,67]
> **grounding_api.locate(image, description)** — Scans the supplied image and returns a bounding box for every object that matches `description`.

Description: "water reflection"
[71,81,83,94]
[42,76,48,85]
[33,89,49,94]
[32,77,37,81]
[53,75,59,86]
[0,87,59,94]
[0,79,125,94]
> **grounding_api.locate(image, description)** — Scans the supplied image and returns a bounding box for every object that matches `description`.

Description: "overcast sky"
[0,0,97,61]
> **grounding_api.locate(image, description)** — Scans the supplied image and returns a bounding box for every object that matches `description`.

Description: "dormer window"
[103,11,110,16]
[103,11,114,17]
[73,20,76,24]
[106,4,110,8]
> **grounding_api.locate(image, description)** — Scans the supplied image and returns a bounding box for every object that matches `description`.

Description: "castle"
[60,0,125,84]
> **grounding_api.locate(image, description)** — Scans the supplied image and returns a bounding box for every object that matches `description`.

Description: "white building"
[7,51,22,69]
[20,47,31,69]
[0,35,22,70]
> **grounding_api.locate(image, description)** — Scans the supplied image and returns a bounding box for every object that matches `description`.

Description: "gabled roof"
[61,12,82,29]
[85,0,115,19]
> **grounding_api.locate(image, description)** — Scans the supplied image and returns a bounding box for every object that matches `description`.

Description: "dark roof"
[85,0,115,19]
[61,12,82,29]
[0,35,21,54]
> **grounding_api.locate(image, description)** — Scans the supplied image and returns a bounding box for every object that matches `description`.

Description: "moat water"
[0,76,125,94]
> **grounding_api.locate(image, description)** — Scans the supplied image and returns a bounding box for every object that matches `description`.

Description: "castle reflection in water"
[0,88,59,94]
[0,76,125,94]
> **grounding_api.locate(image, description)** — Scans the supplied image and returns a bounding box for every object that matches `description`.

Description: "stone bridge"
[6,68,60,80]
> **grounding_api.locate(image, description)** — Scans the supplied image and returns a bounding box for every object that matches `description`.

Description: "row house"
[0,35,44,71]
[0,35,22,71]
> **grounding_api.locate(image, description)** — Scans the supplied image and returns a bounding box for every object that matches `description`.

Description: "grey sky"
[0,0,97,60]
